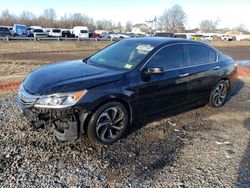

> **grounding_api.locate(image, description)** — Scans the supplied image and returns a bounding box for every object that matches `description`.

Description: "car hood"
[23,60,124,95]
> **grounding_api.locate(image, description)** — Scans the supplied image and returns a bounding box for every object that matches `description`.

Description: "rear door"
[136,44,188,115]
[183,44,221,102]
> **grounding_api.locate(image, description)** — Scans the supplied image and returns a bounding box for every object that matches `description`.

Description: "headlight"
[34,90,87,108]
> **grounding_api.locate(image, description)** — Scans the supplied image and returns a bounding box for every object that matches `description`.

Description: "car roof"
[126,37,205,47]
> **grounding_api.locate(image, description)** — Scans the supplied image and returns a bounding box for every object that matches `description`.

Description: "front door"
[136,44,188,115]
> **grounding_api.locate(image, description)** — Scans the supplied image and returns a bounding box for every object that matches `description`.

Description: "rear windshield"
[52,29,61,33]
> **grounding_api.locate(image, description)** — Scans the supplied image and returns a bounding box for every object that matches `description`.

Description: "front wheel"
[209,80,229,107]
[87,102,129,145]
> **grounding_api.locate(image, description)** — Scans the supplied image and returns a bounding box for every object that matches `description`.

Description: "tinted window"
[52,29,61,33]
[0,27,9,31]
[208,48,217,62]
[186,44,212,66]
[80,30,88,33]
[174,34,187,39]
[33,29,43,32]
[147,45,184,70]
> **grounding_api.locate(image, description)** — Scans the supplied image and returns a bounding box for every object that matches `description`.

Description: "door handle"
[179,73,189,77]
[213,66,220,70]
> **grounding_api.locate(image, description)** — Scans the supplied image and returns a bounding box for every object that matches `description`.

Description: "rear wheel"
[209,80,229,107]
[87,102,129,145]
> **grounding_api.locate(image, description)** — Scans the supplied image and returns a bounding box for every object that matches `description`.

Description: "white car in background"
[202,35,214,41]
[73,26,89,38]
[31,28,47,38]
[49,29,62,37]
[221,35,233,41]
[118,33,130,38]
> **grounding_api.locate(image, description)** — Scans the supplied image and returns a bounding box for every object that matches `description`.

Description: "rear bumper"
[229,66,238,91]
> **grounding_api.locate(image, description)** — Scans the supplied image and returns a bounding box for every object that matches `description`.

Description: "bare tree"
[200,19,218,32]
[96,20,113,30]
[19,11,36,26]
[43,8,57,21]
[156,15,165,31]
[234,24,248,32]
[117,22,122,32]
[161,4,187,33]
[125,21,132,32]
[38,8,57,27]
[0,9,17,25]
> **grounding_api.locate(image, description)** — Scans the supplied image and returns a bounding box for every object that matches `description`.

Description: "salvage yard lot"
[0,40,250,187]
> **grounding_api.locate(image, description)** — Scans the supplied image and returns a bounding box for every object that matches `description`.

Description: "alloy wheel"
[213,83,228,107]
[95,106,125,142]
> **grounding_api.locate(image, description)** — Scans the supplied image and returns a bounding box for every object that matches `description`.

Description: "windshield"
[33,29,43,32]
[88,40,155,71]
[80,30,88,34]
[52,29,61,33]
[0,27,9,31]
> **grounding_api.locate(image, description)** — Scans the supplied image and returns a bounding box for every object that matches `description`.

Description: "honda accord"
[16,37,237,145]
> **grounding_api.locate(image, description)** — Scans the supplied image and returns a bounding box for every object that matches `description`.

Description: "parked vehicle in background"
[8,26,13,34]
[127,33,136,38]
[16,37,237,145]
[174,33,193,39]
[27,27,33,37]
[73,26,89,38]
[0,26,12,37]
[221,35,233,41]
[48,29,62,37]
[61,29,72,38]
[192,34,203,40]
[30,26,42,29]
[108,31,116,39]
[202,35,214,41]
[174,34,186,39]
[43,28,51,35]
[12,24,27,37]
[88,30,101,38]
[134,33,146,38]
[154,32,174,37]
[31,29,47,38]
[95,30,110,38]
[118,33,130,38]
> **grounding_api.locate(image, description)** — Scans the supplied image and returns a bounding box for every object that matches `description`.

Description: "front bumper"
[16,87,89,141]
[20,107,87,141]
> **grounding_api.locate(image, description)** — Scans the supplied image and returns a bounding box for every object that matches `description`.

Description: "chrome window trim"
[140,42,219,72]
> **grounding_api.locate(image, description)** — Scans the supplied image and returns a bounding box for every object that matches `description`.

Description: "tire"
[209,80,229,107]
[87,102,129,145]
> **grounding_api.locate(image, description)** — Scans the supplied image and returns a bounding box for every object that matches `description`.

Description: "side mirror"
[144,67,165,75]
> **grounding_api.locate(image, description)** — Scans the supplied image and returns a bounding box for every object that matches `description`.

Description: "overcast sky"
[1,0,250,30]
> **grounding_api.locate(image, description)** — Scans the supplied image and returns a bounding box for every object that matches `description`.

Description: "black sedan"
[16,37,238,145]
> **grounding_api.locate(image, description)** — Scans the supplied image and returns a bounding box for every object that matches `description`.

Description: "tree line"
[0,8,133,31]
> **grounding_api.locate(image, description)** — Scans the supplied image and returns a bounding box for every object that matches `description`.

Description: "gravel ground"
[0,79,249,187]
